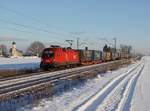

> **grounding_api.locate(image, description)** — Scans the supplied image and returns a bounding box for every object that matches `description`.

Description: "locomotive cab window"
[42,51,54,58]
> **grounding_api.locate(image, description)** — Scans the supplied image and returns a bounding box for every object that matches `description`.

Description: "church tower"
[12,41,17,57]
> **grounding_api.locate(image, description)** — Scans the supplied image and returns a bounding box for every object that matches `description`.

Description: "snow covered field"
[0,57,41,70]
[19,60,142,111]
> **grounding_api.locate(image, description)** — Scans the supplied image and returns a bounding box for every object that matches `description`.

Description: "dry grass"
[0,68,39,77]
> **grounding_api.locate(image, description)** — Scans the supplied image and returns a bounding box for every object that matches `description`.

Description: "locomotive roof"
[44,47,74,51]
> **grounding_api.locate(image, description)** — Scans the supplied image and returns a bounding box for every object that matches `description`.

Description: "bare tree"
[27,41,45,57]
[0,44,7,57]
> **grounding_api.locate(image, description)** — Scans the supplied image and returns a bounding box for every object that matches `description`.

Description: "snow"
[76,62,143,111]
[2,56,149,111]
[0,57,41,70]
[76,63,140,111]
[131,56,150,111]
[20,62,137,111]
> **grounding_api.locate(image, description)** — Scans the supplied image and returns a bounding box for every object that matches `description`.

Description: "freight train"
[40,45,130,70]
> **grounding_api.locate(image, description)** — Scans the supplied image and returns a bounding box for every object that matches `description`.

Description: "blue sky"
[0,0,149,54]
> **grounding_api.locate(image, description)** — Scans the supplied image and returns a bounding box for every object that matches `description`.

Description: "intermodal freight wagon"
[79,50,103,65]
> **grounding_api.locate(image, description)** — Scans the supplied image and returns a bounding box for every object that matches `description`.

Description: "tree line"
[0,41,45,57]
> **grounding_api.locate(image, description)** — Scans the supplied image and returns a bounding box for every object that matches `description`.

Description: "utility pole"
[113,37,117,52]
[134,49,136,57]
[77,37,79,49]
[65,40,74,48]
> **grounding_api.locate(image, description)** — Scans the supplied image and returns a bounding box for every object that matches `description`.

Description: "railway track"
[0,60,123,83]
[0,59,128,82]
[75,61,144,111]
[0,60,131,101]
[0,68,60,81]
[0,67,95,94]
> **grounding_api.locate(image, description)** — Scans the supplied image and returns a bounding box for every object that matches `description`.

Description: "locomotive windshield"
[42,50,54,58]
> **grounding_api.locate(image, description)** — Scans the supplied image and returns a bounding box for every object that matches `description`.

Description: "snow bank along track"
[0,59,131,101]
[75,60,144,111]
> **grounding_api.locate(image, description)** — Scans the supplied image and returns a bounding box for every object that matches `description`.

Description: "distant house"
[9,42,23,57]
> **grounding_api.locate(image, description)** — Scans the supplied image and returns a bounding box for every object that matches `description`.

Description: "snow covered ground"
[2,56,149,111]
[0,57,41,70]
[19,61,140,111]
[131,56,150,111]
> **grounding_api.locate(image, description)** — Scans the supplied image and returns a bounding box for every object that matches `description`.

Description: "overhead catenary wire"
[0,26,38,36]
[0,17,90,48]
[0,26,74,45]
[0,18,73,39]
[0,4,78,43]
[0,4,62,30]
[0,4,105,49]
[0,5,102,41]
[0,4,75,38]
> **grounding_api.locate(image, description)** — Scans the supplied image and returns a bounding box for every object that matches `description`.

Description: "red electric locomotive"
[40,46,80,69]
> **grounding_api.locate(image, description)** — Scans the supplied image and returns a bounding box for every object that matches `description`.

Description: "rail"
[0,59,132,101]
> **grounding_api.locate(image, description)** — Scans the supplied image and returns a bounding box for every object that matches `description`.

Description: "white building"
[10,42,23,57]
